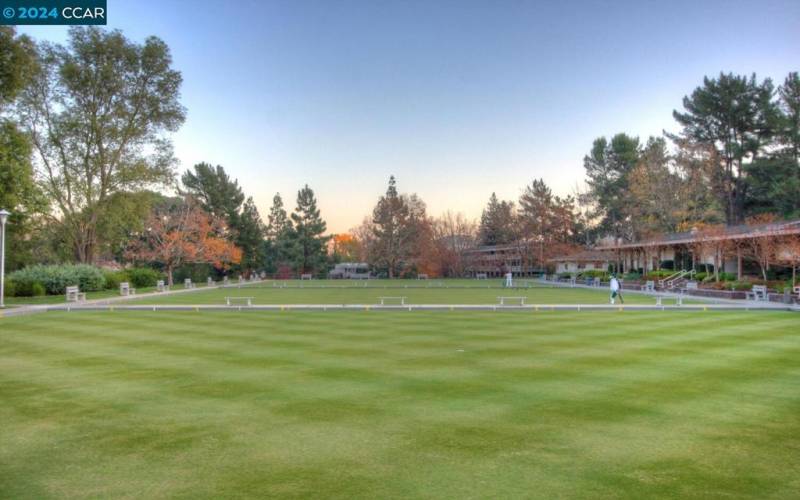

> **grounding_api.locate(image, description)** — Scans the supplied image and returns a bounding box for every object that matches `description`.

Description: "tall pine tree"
[289,185,328,274]
[478,193,516,246]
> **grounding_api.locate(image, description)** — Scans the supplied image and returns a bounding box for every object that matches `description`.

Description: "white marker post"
[0,209,9,308]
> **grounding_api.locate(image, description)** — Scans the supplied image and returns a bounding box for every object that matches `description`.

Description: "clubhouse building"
[466,219,800,278]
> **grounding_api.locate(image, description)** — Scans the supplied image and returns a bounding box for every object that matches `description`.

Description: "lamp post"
[0,209,9,308]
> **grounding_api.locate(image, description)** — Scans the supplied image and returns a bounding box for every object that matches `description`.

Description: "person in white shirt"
[609,275,622,304]
[505,272,513,288]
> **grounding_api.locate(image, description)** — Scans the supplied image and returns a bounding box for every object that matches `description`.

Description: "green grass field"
[2,309,798,498]
[127,280,692,305]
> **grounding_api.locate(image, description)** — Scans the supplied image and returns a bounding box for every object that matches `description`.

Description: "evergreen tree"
[181,163,266,273]
[583,133,640,241]
[289,185,328,274]
[262,192,293,274]
[370,176,411,278]
[671,72,779,224]
[478,193,516,246]
[518,178,578,267]
[236,197,266,272]
[181,163,244,222]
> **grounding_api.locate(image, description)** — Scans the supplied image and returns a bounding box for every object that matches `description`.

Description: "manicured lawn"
[129,281,692,305]
[1,310,798,498]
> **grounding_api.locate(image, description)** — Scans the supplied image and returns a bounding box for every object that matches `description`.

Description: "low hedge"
[578,270,608,279]
[9,264,106,296]
[102,270,129,290]
[126,267,164,288]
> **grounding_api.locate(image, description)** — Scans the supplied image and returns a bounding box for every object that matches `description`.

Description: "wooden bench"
[300,273,313,280]
[497,296,526,305]
[65,285,86,302]
[225,296,254,306]
[746,285,768,302]
[378,296,406,305]
[119,282,136,296]
[641,280,655,292]
[156,280,168,292]
[475,273,488,280]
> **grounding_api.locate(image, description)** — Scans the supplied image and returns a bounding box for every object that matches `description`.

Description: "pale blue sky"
[20,0,800,232]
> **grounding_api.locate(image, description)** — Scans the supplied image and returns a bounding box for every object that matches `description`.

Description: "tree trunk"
[167,266,174,286]
[737,247,742,280]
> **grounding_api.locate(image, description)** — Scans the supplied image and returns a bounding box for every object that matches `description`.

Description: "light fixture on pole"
[0,209,9,308]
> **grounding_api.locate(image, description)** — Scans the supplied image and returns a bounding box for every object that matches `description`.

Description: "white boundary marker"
[2,302,797,317]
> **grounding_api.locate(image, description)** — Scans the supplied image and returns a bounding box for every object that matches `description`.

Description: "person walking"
[610,274,623,304]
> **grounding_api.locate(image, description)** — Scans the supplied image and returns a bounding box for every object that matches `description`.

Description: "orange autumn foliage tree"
[126,198,242,285]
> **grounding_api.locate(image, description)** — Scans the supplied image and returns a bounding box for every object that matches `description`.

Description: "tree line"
[1,26,798,280]
[0,26,331,279]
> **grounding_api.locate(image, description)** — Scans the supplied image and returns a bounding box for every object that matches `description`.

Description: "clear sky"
[19,0,800,233]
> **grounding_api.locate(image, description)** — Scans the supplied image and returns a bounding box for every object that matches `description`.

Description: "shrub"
[623,271,641,280]
[694,272,707,282]
[3,278,14,298]
[719,272,736,281]
[727,281,758,291]
[31,282,46,296]
[126,267,163,288]
[102,270,129,290]
[8,264,106,295]
[578,269,608,279]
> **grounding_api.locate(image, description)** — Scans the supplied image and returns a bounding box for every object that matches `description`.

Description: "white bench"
[497,296,526,305]
[156,280,168,292]
[300,273,313,280]
[641,280,655,292]
[184,278,194,289]
[746,285,768,302]
[225,296,254,306]
[207,277,213,286]
[119,282,136,296]
[65,285,86,302]
[238,276,245,284]
[223,276,229,286]
[378,296,406,305]
[684,281,698,291]
[417,274,429,280]
[475,273,488,280]
[794,286,800,298]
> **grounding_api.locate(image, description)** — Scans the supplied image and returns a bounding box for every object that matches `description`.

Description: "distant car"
[329,262,371,279]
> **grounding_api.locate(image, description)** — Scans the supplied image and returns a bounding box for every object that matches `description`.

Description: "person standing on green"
[609,275,622,304]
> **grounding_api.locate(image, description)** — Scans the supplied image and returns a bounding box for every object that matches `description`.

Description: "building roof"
[597,219,800,250]
[549,250,613,262]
